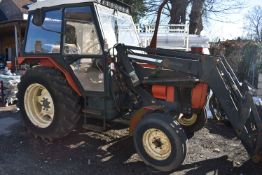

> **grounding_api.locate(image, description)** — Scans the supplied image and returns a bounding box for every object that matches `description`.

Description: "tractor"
[17,0,262,172]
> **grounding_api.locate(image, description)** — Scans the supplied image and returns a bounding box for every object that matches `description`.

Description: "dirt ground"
[0,107,262,175]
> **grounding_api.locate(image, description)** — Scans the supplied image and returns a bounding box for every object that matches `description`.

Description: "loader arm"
[115,44,262,161]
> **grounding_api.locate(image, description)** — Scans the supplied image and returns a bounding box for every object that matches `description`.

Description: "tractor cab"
[23,0,139,97]
[25,0,140,53]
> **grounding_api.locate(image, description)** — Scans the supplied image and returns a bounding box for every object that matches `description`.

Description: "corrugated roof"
[0,0,33,21]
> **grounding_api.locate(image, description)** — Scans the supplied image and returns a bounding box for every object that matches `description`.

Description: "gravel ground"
[0,107,262,175]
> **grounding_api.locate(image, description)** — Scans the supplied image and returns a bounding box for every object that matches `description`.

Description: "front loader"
[17,0,262,172]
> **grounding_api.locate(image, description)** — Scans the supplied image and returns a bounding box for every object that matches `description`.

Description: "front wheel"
[133,113,187,172]
[17,67,81,141]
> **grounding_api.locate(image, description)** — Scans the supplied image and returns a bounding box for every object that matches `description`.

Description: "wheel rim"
[24,83,55,128]
[178,113,197,126]
[142,128,172,160]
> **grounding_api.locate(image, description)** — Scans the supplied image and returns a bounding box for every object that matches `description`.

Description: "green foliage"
[238,42,262,86]
[210,40,262,87]
[254,44,262,72]
[122,0,147,23]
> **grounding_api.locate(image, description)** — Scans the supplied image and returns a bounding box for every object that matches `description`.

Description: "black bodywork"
[114,44,262,161]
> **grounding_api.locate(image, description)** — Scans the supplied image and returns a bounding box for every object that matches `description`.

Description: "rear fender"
[18,57,81,96]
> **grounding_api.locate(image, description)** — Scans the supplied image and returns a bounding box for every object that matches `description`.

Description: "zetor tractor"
[18,0,262,172]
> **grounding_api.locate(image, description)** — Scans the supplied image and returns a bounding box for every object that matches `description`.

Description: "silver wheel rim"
[142,128,172,161]
[24,83,55,128]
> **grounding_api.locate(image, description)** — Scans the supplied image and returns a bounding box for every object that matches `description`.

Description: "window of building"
[25,10,62,54]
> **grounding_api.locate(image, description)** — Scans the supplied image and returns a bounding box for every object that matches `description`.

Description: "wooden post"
[0,81,4,107]
[18,23,22,55]
[14,23,19,71]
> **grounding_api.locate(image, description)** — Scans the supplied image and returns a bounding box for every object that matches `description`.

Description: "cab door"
[62,5,106,95]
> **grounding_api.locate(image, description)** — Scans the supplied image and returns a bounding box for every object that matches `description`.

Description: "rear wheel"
[133,113,187,172]
[24,83,55,128]
[17,67,81,141]
[178,109,207,134]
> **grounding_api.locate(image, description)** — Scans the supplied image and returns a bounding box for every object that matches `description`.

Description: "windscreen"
[95,4,140,49]
[64,6,102,55]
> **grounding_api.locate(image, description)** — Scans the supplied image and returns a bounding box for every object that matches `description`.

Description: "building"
[0,0,33,64]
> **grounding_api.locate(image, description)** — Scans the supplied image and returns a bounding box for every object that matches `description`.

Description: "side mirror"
[32,9,45,26]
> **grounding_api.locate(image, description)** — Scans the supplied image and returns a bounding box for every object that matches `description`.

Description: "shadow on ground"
[0,111,262,175]
[205,119,235,139]
[177,156,262,175]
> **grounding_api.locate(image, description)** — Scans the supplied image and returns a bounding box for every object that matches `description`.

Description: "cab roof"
[28,0,97,11]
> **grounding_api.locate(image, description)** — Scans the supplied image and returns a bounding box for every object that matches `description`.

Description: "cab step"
[82,123,105,132]
[82,108,103,116]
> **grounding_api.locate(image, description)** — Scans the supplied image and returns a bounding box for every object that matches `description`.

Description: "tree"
[122,0,147,23]
[245,6,262,42]
[189,0,204,35]
[169,0,189,24]
[143,0,244,35]
[238,42,262,86]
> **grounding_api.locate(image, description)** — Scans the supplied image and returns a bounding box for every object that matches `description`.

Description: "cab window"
[64,6,102,55]
[25,10,62,54]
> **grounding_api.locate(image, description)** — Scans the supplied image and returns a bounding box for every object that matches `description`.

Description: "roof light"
[100,0,130,14]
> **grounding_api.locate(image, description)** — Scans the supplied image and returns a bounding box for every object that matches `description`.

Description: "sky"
[203,0,262,41]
